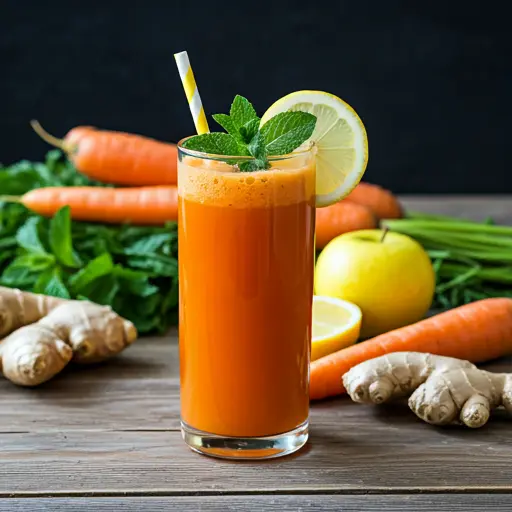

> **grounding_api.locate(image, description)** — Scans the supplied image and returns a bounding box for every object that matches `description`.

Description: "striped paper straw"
[174,51,210,135]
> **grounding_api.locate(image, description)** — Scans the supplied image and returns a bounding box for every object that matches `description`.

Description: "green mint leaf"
[237,132,270,172]
[115,267,159,298]
[126,254,178,277]
[13,253,55,271]
[3,253,54,272]
[0,236,17,251]
[49,206,82,268]
[261,111,316,155]
[69,252,115,292]
[0,265,38,288]
[230,95,259,130]
[33,268,56,294]
[212,114,239,137]
[81,274,120,306]
[124,233,176,255]
[248,131,267,160]
[16,217,48,254]
[43,268,71,299]
[0,254,55,288]
[239,119,260,143]
[182,132,241,156]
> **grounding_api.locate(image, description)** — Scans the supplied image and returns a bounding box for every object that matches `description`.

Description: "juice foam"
[178,155,315,208]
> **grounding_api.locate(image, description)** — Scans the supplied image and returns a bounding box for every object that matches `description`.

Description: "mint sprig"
[182,95,316,171]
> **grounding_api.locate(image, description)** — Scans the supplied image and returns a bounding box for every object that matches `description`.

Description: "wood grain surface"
[2,495,512,512]
[0,196,511,510]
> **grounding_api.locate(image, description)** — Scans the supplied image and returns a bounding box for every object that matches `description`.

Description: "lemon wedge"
[312,296,362,361]
[261,91,368,207]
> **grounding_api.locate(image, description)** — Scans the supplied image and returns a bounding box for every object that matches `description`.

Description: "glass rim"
[177,135,314,161]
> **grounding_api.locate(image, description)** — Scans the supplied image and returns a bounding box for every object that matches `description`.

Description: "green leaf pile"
[0,151,178,334]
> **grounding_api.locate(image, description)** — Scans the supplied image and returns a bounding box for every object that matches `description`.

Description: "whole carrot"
[316,201,377,249]
[346,182,403,220]
[65,126,95,146]
[4,186,178,225]
[310,298,512,400]
[31,121,177,186]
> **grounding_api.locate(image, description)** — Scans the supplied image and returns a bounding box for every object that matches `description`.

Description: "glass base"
[181,420,309,460]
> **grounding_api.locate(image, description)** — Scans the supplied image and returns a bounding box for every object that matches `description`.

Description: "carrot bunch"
[8,123,180,225]
[316,182,403,249]
[17,122,403,230]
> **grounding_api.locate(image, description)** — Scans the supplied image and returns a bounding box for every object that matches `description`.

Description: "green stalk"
[399,230,512,261]
[435,266,480,293]
[384,219,512,236]
[414,230,512,250]
[406,211,473,223]
[438,263,512,284]
[446,231,512,248]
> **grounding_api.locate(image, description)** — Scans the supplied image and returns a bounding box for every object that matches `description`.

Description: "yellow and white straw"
[174,51,210,135]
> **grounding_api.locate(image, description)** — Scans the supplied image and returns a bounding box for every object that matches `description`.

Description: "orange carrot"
[6,186,178,225]
[65,126,95,146]
[316,201,377,249]
[31,121,177,186]
[346,182,403,219]
[310,298,512,400]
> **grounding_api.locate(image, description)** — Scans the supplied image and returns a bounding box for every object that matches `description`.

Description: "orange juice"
[178,146,315,458]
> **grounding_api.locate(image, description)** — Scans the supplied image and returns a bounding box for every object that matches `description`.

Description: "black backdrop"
[2,1,511,193]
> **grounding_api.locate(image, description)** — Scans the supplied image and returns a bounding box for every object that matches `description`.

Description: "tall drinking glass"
[178,140,315,459]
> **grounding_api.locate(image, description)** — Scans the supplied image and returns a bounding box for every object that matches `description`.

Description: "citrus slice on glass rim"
[261,91,368,207]
[311,296,362,361]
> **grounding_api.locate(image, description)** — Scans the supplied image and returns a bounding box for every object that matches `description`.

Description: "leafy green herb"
[181,132,241,156]
[49,206,82,268]
[0,152,179,333]
[44,268,71,299]
[230,95,259,130]
[16,217,48,254]
[239,119,260,144]
[182,95,316,171]
[260,111,316,155]
[212,114,238,139]
[69,252,115,292]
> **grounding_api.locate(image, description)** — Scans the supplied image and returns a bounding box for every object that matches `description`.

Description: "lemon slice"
[312,296,362,361]
[261,91,368,207]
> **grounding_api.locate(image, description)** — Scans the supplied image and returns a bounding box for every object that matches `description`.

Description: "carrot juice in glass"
[178,145,316,459]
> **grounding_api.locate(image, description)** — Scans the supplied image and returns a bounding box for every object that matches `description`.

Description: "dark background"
[2,1,511,193]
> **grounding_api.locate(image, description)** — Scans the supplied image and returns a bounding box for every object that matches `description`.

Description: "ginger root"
[0,287,137,386]
[0,287,65,337]
[343,352,512,428]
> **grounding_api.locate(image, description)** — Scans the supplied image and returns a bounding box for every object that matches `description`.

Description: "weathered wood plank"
[1,402,512,495]
[2,495,512,511]
[0,332,510,434]
[0,334,180,432]
[400,195,512,223]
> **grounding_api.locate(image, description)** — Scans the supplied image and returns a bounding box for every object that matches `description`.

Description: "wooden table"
[1,196,511,511]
